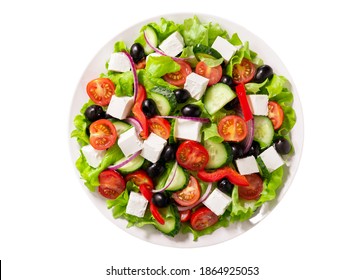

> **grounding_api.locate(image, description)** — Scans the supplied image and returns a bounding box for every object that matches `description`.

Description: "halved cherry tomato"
[268,101,284,130]
[163,60,192,87]
[150,203,165,225]
[232,58,256,84]
[135,58,146,70]
[190,207,219,231]
[86,78,115,106]
[125,170,154,189]
[89,119,117,150]
[197,166,249,186]
[237,173,263,200]
[179,209,192,222]
[195,61,222,86]
[172,176,201,207]
[148,117,171,140]
[98,170,125,199]
[132,85,149,139]
[217,115,247,142]
[176,140,209,171]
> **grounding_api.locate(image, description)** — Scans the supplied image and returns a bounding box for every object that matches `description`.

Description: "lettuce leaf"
[147,18,179,41]
[145,55,180,78]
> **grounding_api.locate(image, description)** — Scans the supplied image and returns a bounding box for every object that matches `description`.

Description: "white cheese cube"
[108,52,131,72]
[158,31,185,57]
[81,144,106,168]
[211,36,237,62]
[259,146,285,172]
[184,72,209,100]
[174,119,202,142]
[141,132,167,163]
[126,192,149,218]
[247,94,268,116]
[203,188,232,216]
[235,156,260,175]
[117,127,143,157]
[106,95,134,120]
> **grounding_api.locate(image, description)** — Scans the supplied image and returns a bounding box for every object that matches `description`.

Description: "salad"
[71,16,296,241]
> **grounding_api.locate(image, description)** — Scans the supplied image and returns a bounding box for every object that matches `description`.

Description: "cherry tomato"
[172,176,201,207]
[217,115,247,142]
[238,173,263,200]
[89,119,117,150]
[135,58,146,70]
[163,60,192,87]
[179,209,192,222]
[232,58,256,84]
[98,170,125,199]
[176,140,209,171]
[86,78,115,106]
[148,117,171,140]
[268,101,284,130]
[125,170,154,189]
[190,207,219,231]
[195,61,222,86]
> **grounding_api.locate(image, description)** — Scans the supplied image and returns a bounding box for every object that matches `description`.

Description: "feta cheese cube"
[174,119,202,142]
[184,73,209,100]
[106,95,134,120]
[158,31,185,57]
[203,188,232,216]
[117,127,143,157]
[259,146,285,172]
[235,156,260,175]
[81,144,106,168]
[247,94,268,116]
[211,36,237,62]
[108,52,131,72]
[141,132,167,163]
[126,192,149,218]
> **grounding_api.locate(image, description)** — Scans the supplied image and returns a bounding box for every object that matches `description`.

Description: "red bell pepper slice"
[139,184,153,202]
[138,184,165,225]
[235,83,253,121]
[150,203,165,225]
[132,85,149,139]
[197,166,249,187]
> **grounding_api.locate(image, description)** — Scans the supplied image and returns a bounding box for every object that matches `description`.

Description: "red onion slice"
[108,150,142,170]
[152,162,178,193]
[124,117,143,135]
[156,115,210,123]
[121,51,138,102]
[242,119,254,155]
[177,182,213,212]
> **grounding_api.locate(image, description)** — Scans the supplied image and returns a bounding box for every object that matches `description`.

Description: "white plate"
[68,13,304,248]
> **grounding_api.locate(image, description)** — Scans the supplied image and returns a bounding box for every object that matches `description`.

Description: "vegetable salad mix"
[71,16,296,240]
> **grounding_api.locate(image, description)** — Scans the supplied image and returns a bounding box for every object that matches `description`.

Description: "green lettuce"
[145,55,180,77]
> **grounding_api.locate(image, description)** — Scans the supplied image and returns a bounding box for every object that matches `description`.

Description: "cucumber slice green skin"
[155,162,188,191]
[140,26,158,55]
[116,155,145,174]
[153,204,181,237]
[204,140,232,169]
[203,83,236,115]
[111,121,131,135]
[193,44,222,59]
[149,86,177,116]
[253,116,274,149]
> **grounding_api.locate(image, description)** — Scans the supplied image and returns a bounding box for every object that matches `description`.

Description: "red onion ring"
[108,150,142,170]
[242,119,254,155]
[156,115,210,123]
[152,162,178,193]
[177,182,213,212]
[124,117,143,135]
[121,51,138,102]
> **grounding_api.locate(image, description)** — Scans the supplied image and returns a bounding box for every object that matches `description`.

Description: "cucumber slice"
[204,83,236,115]
[204,140,232,169]
[149,86,177,115]
[253,116,274,148]
[115,155,144,174]
[111,120,131,135]
[153,204,181,237]
[193,44,222,59]
[140,26,158,55]
[155,162,187,191]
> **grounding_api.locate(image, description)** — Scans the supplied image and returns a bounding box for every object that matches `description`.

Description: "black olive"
[142,98,157,118]
[274,138,292,155]
[224,97,239,110]
[181,104,201,117]
[160,144,176,163]
[152,192,170,208]
[219,74,234,87]
[85,105,105,122]
[130,43,145,63]
[244,141,261,157]
[230,143,244,160]
[174,89,191,103]
[253,65,274,84]
[217,178,234,195]
[145,162,165,179]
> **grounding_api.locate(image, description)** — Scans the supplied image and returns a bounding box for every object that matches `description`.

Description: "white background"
[1,0,363,279]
